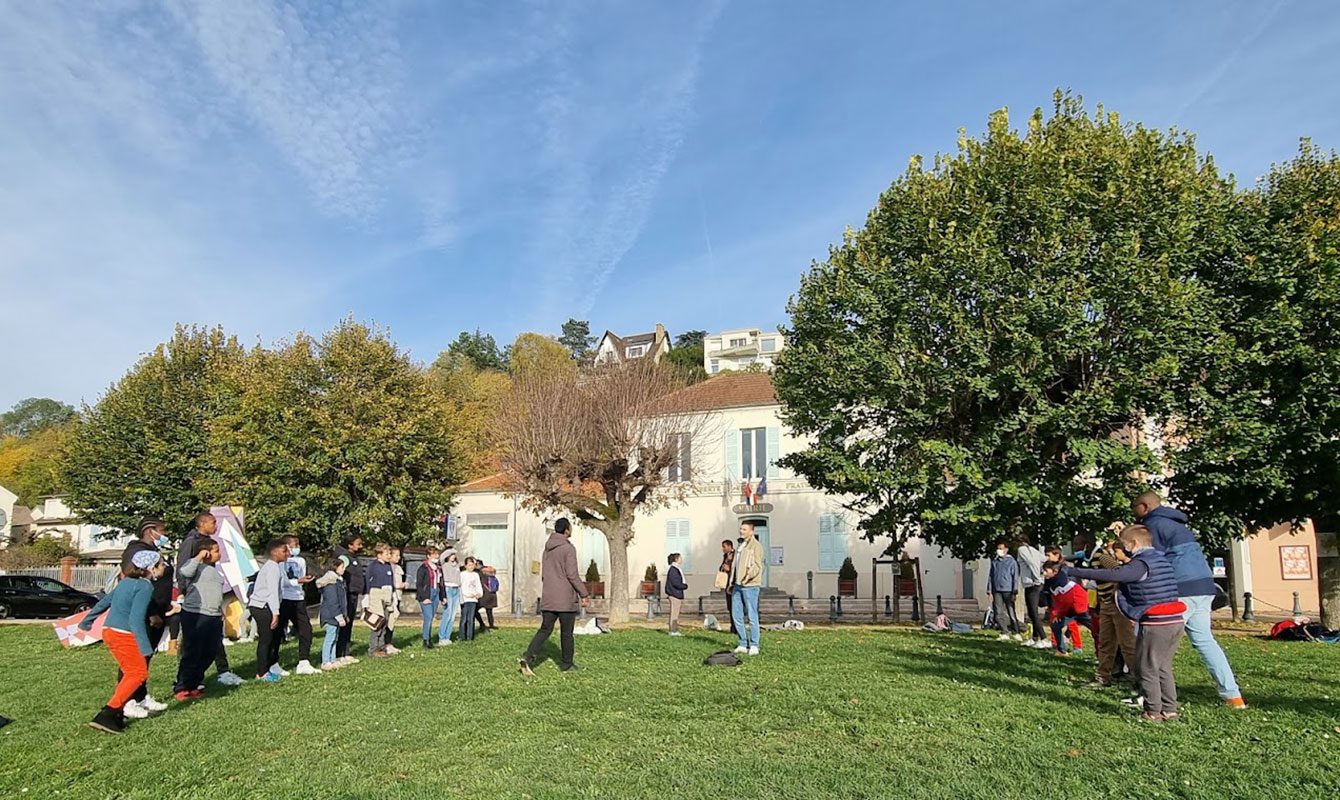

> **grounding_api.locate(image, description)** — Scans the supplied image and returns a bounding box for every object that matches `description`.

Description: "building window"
[708,338,721,351]
[469,525,509,572]
[760,337,777,353]
[819,514,848,570]
[709,359,719,374]
[664,518,691,571]
[667,433,692,483]
[729,337,748,348]
[626,345,646,358]
[740,428,767,480]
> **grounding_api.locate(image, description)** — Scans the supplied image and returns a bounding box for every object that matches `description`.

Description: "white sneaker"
[221,638,237,647]
[215,671,245,686]
[338,656,360,665]
[1032,640,1051,649]
[747,646,760,656]
[140,695,168,713]
[732,646,748,654]
[384,645,401,655]
[997,635,1011,641]
[321,662,340,671]
[437,639,453,647]
[669,631,683,637]
[294,660,321,676]
[1122,695,1146,709]
[122,700,149,719]
[1011,633,1023,641]
[268,664,290,678]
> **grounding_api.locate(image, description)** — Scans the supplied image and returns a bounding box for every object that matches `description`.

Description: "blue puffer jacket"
[987,555,1019,593]
[1140,506,1216,597]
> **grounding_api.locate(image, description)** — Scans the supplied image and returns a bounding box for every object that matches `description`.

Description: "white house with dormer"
[450,372,975,613]
[704,327,786,374]
[594,324,672,365]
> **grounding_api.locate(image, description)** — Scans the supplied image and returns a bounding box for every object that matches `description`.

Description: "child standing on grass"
[437,550,462,646]
[387,547,406,654]
[665,553,687,636]
[459,557,483,642]
[365,544,397,658]
[1068,525,1188,722]
[248,539,288,682]
[82,550,164,734]
[1043,560,1093,656]
[479,564,499,631]
[317,556,349,670]
[173,538,225,700]
[417,545,444,647]
[986,540,1023,641]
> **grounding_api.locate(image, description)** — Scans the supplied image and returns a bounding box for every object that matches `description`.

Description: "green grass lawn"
[1,621,1337,799]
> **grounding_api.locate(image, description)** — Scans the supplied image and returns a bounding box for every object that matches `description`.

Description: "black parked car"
[0,576,98,619]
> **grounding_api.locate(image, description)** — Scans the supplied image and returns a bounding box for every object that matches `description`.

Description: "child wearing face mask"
[437,550,462,646]
[986,540,1023,641]
[279,535,318,675]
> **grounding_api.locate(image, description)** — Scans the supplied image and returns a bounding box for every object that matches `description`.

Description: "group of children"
[81,524,503,734]
[986,525,1189,721]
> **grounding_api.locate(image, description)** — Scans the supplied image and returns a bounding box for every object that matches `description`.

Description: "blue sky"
[2,0,1338,409]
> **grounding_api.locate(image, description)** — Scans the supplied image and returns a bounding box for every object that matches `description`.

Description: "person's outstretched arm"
[1069,560,1148,584]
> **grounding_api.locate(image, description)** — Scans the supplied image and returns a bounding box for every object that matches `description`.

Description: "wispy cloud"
[533,0,726,318]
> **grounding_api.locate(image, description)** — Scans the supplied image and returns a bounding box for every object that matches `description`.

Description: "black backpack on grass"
[704,650,742,667]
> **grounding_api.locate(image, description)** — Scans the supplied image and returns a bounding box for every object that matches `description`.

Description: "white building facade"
[451,373,975,611]
[704,328,786,375]
[28,496,131,555]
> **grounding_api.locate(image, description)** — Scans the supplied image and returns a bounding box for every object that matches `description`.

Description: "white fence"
[1,566,118,592]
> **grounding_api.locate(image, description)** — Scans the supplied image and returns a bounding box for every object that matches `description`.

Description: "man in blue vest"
[1133,492,1246,709]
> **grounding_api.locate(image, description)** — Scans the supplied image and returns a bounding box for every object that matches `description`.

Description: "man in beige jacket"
[730,521,765,655]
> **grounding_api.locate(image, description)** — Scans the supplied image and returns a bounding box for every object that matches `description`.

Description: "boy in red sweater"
[1043,560,1093,655]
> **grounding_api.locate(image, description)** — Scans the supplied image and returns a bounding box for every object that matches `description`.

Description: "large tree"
[0,424,73,507]
[1169,142,1340,625]
[498,359,714,623]
[508,333,578,380]
[558,319,596,364]
[665,329,708,383]
[428,353,511,481]
[1,397,77,437]
[207,320,460,548]
[61,326,245,533]
[776,94,1237,557]
[445,329,508,372]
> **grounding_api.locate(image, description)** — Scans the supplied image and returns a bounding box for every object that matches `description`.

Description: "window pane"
[755,432,767,480]
[761,338,777,352]
[741,430,753,479]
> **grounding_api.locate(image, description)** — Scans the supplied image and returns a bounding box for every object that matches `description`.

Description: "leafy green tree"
[1,398,76,437]
[0,425,73,506]
[61,326,245,534]
[508,333,577,380]
[445,329,508,372]
[558,319,595,364]
[665,329,707,383]
[776,94,1236,558]
[207,320,461,548]
[427,354,510,481]
[1169,142,1340,624]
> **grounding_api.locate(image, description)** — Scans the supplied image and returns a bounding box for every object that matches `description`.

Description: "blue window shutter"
[679,519,691,572]
[819,514,835,570]
[724,428,740,481]
[766,426,781,479]
[664,519,691,572]
[834,515,849,568]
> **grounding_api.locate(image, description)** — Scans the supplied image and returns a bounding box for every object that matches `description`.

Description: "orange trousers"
[103,629,148,710]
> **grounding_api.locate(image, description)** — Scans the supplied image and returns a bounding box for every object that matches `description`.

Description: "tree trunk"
[1319,534,1340,630]
[604,519,634,625]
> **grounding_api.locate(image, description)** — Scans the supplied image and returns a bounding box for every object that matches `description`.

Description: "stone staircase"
[573,589,980,623]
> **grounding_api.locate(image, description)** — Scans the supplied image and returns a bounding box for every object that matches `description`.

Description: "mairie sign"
[732,503,774,515]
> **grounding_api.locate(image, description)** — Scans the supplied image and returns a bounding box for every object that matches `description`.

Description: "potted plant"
[640,563,660,597]
[585,559,605,598]
[838,556,858,597]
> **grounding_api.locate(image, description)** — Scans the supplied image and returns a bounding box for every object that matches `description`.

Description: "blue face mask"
[155,534,169,549]
[290,547,301,556]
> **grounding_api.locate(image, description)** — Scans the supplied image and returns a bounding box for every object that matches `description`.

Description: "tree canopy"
[1,397,77,438]
[444,329,508,372]
[665,330,708,383]
[776,94,1237,558]
[558,319,596,364]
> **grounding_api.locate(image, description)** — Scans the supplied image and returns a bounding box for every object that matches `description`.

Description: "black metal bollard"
[935,594,944,616]
[1292,591,1303,616]
[535,597,541,615]
[829,595,838,621]
[788,596,796,616]
[698,596,704,617]
[911,595,921,622]
[1242,592,1256,622]
[836,595,845,618]
[884,595,892,618]
[807,571,814,600]
[655,596,663,615]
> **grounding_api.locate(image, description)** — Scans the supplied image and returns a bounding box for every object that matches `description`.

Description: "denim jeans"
[439,586,460,642]
[460,601,478,641]
[1181,594,1241,699]
[730,586,761,649]
[321,624,339,665]
[420,586,440,642]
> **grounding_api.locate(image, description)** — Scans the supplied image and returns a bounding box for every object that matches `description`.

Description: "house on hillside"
[27,496,131,555]
[452,372,974,611]
[594,324,672,365]
[704,327,786,374]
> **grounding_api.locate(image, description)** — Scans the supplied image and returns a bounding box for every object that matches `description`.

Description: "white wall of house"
[28,496,131,554]
[0,485,17,546]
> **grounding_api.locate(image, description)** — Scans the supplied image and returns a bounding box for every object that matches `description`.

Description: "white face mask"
[997,549,1007,558]
[290,547,301,556]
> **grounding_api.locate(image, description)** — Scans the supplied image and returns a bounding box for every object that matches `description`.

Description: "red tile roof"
[460,472,511,492]
[661,371,778,413]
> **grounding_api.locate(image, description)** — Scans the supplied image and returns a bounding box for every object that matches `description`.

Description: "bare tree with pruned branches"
[497,358,719,623]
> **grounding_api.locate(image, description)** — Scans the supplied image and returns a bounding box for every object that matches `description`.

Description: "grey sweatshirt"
[178,558,225,616]
[248,559,284,615]
[1016,545,1046,588]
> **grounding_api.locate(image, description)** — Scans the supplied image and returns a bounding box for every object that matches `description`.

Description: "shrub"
[838,556,858,581]
[643,563,658,582]
[585,559,601,583]
[0,536,79,569]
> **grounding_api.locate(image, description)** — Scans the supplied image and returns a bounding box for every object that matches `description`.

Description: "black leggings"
[249,607,280,677]
[1023,585,1046,640]
[336,593,358,658]
[279,598,313,662]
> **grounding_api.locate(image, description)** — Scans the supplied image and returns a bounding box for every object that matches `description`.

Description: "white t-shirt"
[281,556,307,602]
[460,571,483,603]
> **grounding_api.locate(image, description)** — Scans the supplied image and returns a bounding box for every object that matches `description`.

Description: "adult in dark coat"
[519,518,589,675]
[331,534,366,659]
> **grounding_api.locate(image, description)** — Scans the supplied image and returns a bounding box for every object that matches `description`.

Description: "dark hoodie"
[1139,506,1216,597]
[539,532,589,613]
[332,544,367,594]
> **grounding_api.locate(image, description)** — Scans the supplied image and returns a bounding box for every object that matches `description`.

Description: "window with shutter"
[468,525,509,572]
[667,432,692,483]
[724,428,740,481]
[582,529,609,576]
[664,519,691,572]
[766,427,781,479]
[818,514,848,571]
